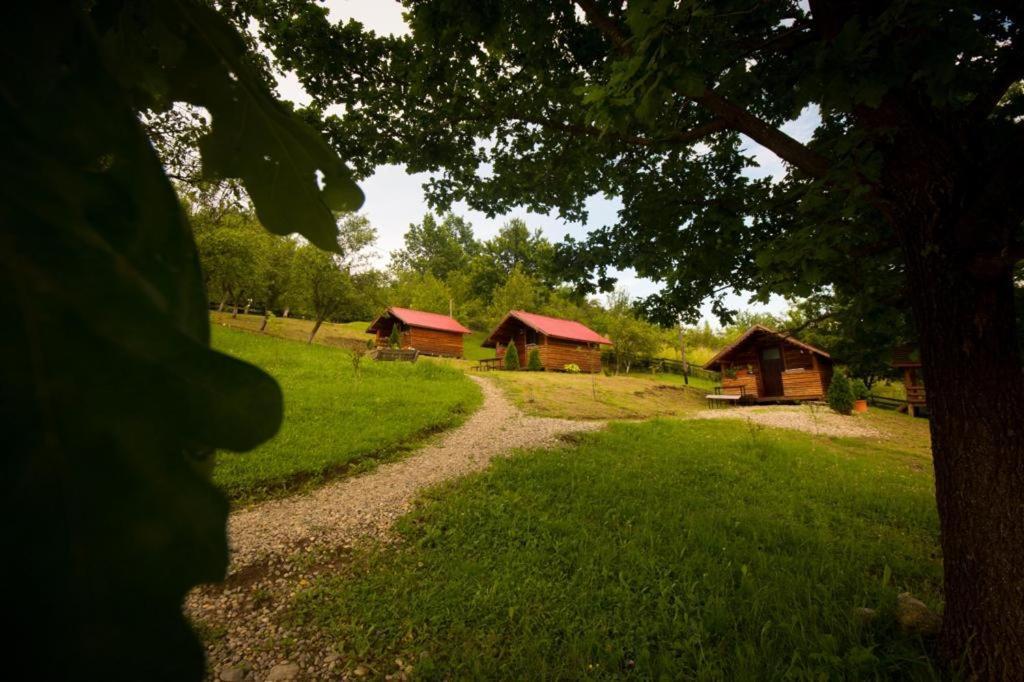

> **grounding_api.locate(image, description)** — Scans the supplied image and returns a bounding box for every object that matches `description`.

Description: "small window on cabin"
[762,347,781,360]
[525,329,538,344]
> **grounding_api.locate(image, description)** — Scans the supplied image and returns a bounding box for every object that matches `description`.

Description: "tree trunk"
[231,300,240,318]
[217,297,226,312]
[866,102,1024,676]
[260,314,269,332]
[898,226,1024,678]
[307,318,323,344]
[282,307,289,318]
[244,301,251,316]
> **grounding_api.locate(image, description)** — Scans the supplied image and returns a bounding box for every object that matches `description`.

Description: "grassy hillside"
[482,369,712,420]
[291,418,941,679]
[212,311,495,361]
[210,326,482,502]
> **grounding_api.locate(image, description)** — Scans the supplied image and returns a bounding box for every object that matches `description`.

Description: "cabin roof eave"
[702,324,831,370]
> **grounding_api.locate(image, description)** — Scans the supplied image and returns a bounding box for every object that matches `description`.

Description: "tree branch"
[517,114,729,147]
[573,0,831,178]
[968,33,1024,121]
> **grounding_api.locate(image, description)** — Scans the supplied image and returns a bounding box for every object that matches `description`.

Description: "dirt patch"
[187,376,604,680]
[689,404,879,439]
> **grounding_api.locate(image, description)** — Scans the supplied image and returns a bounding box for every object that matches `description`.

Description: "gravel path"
[188,376,604,681]
[690,404,878,439]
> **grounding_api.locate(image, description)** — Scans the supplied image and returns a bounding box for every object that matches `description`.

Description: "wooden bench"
[475,357,501,371]
[372,348,419,362]
[705,385,745,408]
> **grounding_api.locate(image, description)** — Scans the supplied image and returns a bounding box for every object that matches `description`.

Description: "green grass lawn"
[481,369,710,420]
[290,419,941,679]
[462,330,496,362]
[211,326,482,502]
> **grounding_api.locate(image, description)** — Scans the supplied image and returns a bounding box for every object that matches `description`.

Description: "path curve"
[223,375,604,573]
[189,376,604,681]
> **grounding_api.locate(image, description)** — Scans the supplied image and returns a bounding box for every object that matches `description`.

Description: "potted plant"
[850,378,870,413]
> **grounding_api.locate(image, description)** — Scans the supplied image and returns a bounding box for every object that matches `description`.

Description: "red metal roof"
[366,307,471,335]
[488,310,611,346]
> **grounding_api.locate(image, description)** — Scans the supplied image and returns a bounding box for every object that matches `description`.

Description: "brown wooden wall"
[719,337,831,400]
[496,334,603,372]
[375,326,464,358]
[781,369,826,399]
[537,338,602,373]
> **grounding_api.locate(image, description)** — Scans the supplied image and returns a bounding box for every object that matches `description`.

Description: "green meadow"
[210,326,482,502]
[290,418,941,680]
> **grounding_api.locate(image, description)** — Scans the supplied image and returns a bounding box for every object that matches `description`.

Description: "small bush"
[389,325,402,348]
[366,338,376,350]
[504,347,521,370]
[849,378,870,401]
[527,348,542,371]
[563,363,581,374]
[827,371,855,415]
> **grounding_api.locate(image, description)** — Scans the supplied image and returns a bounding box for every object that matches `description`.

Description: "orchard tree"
[604,290,662,374]
[390,270,454,315]
[2,1,362,679]
[292,244,355,343]
[245,1,1024,674]
[256,235,297,331]
[195,211,265,315]
[488,265,542,327]
[392,212,478,280]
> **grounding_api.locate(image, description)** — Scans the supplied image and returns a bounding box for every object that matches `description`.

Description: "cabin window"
[525,329,539,344]
[761,347,781,360]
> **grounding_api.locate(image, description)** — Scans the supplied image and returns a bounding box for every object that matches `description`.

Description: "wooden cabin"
[892,346,927,416]
[703,325,834,401]
[482,310,611,373]
[366,307,471,358]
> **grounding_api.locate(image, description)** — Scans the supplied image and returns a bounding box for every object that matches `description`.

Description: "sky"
[272,0,816,323]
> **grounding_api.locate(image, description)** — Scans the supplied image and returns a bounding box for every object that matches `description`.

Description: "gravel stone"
[188,376,603,680]
[690,404,879,438]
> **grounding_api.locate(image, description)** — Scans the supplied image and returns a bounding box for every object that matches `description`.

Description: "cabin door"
[760,346,784,397]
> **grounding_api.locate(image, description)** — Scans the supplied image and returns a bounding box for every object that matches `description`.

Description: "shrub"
[389,325,402,348]
[527,348,542,371]
[366,338,376,350]
[827,370,855,415]
[563,363,581,374]
[849,378,870,401]
[504,347,521,370]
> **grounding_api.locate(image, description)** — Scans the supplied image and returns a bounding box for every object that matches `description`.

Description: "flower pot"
[853,399,868,413]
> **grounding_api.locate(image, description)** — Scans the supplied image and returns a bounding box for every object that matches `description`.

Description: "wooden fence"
[613,355,721,383]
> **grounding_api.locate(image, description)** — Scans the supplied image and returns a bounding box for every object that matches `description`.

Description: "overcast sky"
[273,0,814,322]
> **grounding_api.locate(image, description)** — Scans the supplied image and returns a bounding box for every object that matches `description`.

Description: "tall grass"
[291,419,941,679]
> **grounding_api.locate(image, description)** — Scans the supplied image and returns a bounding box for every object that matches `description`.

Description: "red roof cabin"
[366,307,471,358]
[482,310,611,373]
[703,325,834,401]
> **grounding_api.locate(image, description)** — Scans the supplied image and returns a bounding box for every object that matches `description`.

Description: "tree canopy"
[240,1,1024,674]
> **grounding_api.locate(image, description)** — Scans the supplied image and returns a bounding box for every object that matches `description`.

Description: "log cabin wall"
[495,330,528,366]
[718,333,832,400]
[406,327,464,358]
[537,336,602,373]
[721,345,763,396]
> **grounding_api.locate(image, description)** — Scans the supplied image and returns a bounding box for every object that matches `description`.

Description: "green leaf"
[106,1,365,252]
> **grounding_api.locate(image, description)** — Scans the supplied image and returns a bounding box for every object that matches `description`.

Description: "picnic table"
[475,357,501,371]
[705,385,745,408]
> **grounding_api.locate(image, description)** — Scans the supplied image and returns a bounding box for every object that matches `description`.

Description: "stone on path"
[265,661,301,681]
[219,666,250,682]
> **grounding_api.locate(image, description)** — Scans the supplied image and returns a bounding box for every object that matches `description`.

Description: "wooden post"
[678,321,689,384]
